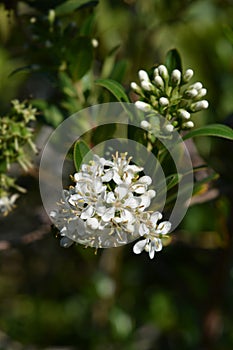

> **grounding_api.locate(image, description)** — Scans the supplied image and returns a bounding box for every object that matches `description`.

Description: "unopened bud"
[131,82,140,91]
[141,120,151,129]
[159,97,169,107]
[191,82,203,91]
[138,70,150,82]
[197,88,207,98]
[171,69,181,85]
[182,121,194,128]
[141,80,154,91]
[158,65,168,80]
[184,88,198,99]
[135,101,152,112]
[178,109,191,119]
[183,69,194,82]
[191,100,209,112]
[165,123,174,132]
[154,76,164,89]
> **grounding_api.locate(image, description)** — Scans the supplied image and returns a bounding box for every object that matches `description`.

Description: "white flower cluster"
[131,65,209,130]
[50,153,171,258]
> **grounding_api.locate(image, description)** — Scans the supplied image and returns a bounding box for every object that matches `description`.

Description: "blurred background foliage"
[0,0,233,349]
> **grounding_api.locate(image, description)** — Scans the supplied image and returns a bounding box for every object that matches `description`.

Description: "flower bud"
[191,100,209,112]
[141,80,154,91]
[182,121,194,128]
[138,70,150,82]
[183,69,194,82]
[191,82,203,91]
[154,76,164,89]
[159,97,169,107]
[141,120,151,129]
[184,88,198,99]
[171,69,181,85]
[130,82,141,92]
[158,65,168,80]
[197,88,207,98]
[165,123,174,132]
[135,101,152,112]
[178,109,191,119]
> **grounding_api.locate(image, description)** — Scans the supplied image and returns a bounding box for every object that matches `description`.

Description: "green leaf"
[73,140,92,171]
[55,0,98,16]
[67,37,93,80]
[95,79,130,102]
[182,124,233,141]
[165,49,182,74]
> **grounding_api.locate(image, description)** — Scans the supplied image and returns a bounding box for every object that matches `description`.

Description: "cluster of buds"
[131,65,209,131]
[0,100,37,216]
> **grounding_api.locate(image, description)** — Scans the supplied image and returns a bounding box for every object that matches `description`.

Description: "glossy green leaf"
[182,124,233,141]
[55,0,98,16]
[165,49,182,74]
[95,79,130,102]
[73,140,92,171]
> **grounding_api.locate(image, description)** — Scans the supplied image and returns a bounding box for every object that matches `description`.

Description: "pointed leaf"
[165,49,182,74]
[55,0,98,16]
[95,78,129,102]
[182,124,233,141]
[73,140,92,171]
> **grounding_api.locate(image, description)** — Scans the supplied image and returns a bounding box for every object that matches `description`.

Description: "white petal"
[133,239,147,254]
[149,243,155,259]
[102,207,115,222]
[121,209,134,223]
[139,194,151,210]
[124,196,139,208]
[139,223,149,236]
[150,211,163,226]
[106,192,115,203]
[93,179,105,193]
[151,238,163,252]
[115,184,129,200]
[80,205,95,219]
[138,176,152,185]
[156,221,172,234]
[112,171,122,185]
[132,184,146,194]
[101,170,113,182]
[87,217,99,230]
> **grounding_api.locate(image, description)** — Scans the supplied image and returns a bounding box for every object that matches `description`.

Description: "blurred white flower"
[0,193,19,216]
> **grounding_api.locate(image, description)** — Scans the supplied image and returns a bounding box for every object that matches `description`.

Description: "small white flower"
[133,211,171,259]
[197,88,207,98]
[135,101,152,112]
